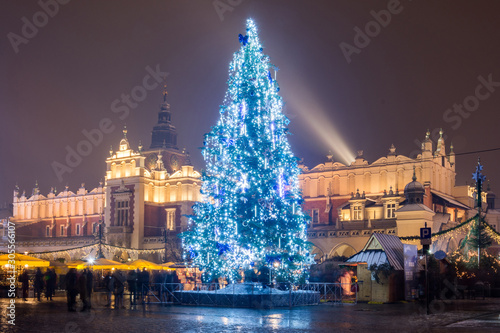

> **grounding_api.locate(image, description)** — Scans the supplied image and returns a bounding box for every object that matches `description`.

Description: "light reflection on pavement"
[1,296,500,332]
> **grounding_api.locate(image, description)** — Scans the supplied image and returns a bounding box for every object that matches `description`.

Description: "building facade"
[299,130,498,261]
[8,88,201,261]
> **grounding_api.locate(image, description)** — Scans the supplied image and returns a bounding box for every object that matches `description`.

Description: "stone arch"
[303,177,311,197]
[380,170,387,192]
[318,176,326,197]
[332,176,340,195]
[347,173,355,194]
[329,243,357,259]
[311,245,325,263]
[364,172,371,193]
[397,168,405,192]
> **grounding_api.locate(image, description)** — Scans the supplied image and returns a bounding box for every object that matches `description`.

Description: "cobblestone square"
[2,293,500,332]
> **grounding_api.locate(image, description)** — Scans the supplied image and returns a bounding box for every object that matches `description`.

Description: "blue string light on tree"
[181,19,314,284]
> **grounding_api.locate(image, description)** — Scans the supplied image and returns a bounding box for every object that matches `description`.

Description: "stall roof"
[346,233,404,270]
[347,250,389,268]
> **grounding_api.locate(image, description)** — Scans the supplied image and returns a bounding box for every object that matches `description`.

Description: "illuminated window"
[386,203,396,218]
[353,206,362,220]
[312,209,320,224]
[166,208,176,231]
[76,224,80,235]
[116,200,129,226]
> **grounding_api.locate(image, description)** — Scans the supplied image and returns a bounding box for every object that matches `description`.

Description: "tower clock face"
[146,153,158,170]
[170,155,179,169]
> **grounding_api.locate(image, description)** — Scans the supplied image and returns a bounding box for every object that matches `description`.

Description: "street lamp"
[162,228,168,263]
[96,213,105,259]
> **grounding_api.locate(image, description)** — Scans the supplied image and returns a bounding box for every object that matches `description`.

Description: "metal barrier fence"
[137,282,357,307]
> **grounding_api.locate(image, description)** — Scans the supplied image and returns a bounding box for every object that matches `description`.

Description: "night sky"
[1,0,499,206]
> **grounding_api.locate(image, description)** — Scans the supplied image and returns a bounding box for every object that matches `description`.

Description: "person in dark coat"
[103,271,113,307]
[85,269,93,309]
[138,268,150,303]
[78,270,89,311]
[34,268,44,301]
[113,270,125,309]
[45,268,57,300]
[126,269,137,305]
[65,268,78,312]
[44,269,51,300]
[20,269,30,301]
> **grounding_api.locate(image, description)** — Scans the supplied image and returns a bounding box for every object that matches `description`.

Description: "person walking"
[34,268,44,301]
[78,269,89,311]
[20,269,30,301]
[86,269,93,310]
[48,268,57,300]
[113,270,125,309]
[339,270,354,296]
[138,268,150,304]
[44,269,51,300]
[65,268,78,312]
[126,269,137,305]
[103,271,114,307]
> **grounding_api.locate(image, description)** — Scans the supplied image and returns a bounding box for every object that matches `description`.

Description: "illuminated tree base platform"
[174,283,320,308]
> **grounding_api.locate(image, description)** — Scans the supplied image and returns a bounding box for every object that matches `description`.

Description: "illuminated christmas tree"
[182,19,314,284]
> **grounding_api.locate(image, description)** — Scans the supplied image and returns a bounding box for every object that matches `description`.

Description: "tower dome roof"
[404,169,425,204]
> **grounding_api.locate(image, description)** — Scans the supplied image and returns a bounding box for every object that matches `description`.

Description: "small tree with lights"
[449,160,500,284]
[182,19,314,284]
[467,159,492,267]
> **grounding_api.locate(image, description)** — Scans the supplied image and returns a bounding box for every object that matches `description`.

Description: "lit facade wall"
[298,131,457,226]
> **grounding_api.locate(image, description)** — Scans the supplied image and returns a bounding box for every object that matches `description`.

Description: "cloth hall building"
[6,89,201,262]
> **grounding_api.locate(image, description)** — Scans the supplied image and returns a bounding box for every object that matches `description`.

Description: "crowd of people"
[18,268,57,301]
[65,268,93,312]
[14,266,183,311]
[68,268,180,311]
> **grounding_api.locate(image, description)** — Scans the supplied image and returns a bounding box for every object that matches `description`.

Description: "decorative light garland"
[24,243,165,261]
[399,214,479,248]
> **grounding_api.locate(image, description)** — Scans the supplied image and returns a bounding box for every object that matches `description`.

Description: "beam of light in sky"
[285,89,355,165]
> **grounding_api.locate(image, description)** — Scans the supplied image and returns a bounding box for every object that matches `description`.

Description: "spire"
[449,142,456,165]
[119,126,130,151]
[405,166,424,204]
[162,84,170,108]
[422,129,433,153]
[150,84,178,149]
[435,128,446,156]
